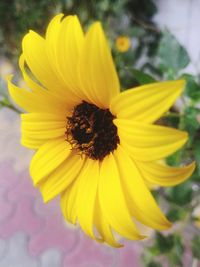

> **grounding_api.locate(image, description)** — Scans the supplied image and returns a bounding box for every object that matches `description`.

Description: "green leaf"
[193,140,200,179]
[181,74,200,101]
[165,181,193,206]
[192,236,200,259]
[147,262,162,267]
[166,149,182,167]
[132,69,156,84]
[190,167,200,182]
[155,233,174,254]
[169,235,184,266]
[194,140,200,163]
[173,234,184,255]
[128,26,146,37]
[167,207,187,222]
[158,31,190,72]
[182,107,200,145]
[142,63,163,77]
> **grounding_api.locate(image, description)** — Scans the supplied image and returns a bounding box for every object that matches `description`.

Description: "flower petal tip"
[177,79,186,87]
[108,242,124,248]
[56,13,64,18]
[185,161,196,178]
[31,177,38,187]
[6,74,13,82]
[28,30,34,34]
[135,234,147,241]
[182,131,189,143]
[42,194,50,204]
[162,220,172,230]
[186,161,196,171]
[140,235,148,240]
[174,79,186,93]
[169,79,186,89]
[91,21,102,31]
[191,161,196,171]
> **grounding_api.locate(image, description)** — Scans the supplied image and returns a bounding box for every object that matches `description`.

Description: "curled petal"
[137,161,195,187]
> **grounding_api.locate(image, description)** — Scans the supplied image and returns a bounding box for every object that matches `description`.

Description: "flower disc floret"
[66,101,120,160]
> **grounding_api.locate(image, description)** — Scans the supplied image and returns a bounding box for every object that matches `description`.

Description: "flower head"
[116,35,131,52]
[8,14,195,247]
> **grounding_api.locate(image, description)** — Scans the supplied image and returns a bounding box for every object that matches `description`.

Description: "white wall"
[154,0,200,74]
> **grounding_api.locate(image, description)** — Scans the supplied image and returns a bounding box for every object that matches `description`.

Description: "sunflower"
[8,14,195,247]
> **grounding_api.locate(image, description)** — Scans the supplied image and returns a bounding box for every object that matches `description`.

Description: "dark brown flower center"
[65,101,120,160]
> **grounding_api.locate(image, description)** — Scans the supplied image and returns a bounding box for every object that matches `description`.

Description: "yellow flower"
[116,36,131,52]
[8,14,195,247]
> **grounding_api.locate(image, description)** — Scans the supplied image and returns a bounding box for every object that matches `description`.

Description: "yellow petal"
[137,161,195,187]
[20,137,45,149]
[98,153,143,240]
[45,13,64,80]
[76,159,101,240]
[56,15,87,101]
[19,54,44,93]
[22,30,58,89]
[39,153,85,202]
[7,75,67,114]
[21,113,66,149]
[22,29,73,99]
[45,14,83,104]
[30,138,71,185]
[110,80,185,123]
[61,180,80,224]
[78,22,120,108]
[114,145,172,230]
[114,119,188,161]
[94,198,122,247]
[21,113,66,128]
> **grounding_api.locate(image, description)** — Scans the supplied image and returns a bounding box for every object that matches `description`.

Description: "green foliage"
[132,69,156,84]
[166,181,193,206]
[126,0,157,20]
[158,31,190,74]
[154,233,175,254]
[143,233,185,267]
[147,262,162,267]
[182,107,200,145]
[0,0,59,57]
[167,207,188,222]
[182,74,200,102]
[194,140,200,177]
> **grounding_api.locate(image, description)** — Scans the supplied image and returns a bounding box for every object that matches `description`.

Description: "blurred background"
[0,0,200,266]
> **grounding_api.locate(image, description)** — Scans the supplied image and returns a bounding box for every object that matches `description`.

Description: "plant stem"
[1,101,21,113]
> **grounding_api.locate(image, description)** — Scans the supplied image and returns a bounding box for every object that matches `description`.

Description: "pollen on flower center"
[65,101,120,160]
